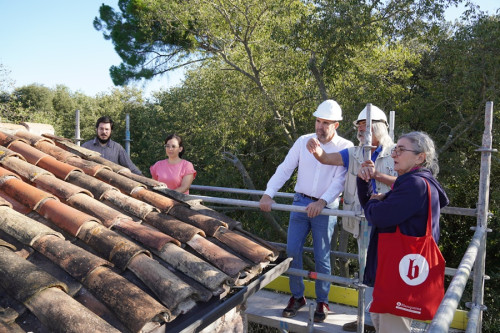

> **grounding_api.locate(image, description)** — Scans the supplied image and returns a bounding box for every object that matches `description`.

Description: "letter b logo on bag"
[399,254,429,286]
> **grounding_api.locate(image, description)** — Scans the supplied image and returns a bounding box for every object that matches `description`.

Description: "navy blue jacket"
[357,168,449,287]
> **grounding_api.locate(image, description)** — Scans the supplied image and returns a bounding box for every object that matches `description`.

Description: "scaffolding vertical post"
[355,103,373,333]
[363,103,373,162]
[389,110,395,141]
[125,113,131,156]
[471,101,494,332]
[75,109,81,146]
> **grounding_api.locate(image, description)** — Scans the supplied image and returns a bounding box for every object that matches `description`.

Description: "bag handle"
[394,178,433,235]
[423,179,433,236]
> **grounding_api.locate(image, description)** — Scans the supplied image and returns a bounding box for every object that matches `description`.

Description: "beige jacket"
[342,145,396,237]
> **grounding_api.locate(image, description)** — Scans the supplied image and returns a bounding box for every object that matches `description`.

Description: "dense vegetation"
[1,0,499,331]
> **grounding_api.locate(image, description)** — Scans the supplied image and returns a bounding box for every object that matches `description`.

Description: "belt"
[298,193,320,201]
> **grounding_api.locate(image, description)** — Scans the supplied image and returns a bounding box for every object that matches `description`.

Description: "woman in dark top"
[357,131,449,332]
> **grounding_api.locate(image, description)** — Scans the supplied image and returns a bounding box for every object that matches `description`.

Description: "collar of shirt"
[93,137,112,147]
[370,145,383,193]
[295,133,352,201]
[316,133,344,152]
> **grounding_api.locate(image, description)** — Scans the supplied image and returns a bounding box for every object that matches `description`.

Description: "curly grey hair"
[399,131,439,176]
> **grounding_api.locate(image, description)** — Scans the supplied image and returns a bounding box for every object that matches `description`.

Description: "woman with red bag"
[356,131,449,332]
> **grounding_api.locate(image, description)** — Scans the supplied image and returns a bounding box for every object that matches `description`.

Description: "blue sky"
[0,1,498,97]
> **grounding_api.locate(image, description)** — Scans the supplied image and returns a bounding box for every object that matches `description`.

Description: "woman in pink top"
[150,134,197,194]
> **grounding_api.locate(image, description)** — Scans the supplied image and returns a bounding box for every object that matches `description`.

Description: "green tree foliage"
[401,14,500,329]
[94,0,459,146]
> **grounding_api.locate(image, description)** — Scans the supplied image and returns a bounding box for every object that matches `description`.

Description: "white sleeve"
[320,164,348,204]
[263,139,301,198]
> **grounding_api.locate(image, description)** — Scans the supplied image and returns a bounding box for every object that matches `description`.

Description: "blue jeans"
[287,193,337,303]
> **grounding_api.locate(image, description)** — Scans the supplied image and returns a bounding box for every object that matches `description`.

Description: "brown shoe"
[314,302,330,322]
[282,296,306,318]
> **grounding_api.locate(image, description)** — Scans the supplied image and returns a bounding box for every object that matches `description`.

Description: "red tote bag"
[370,179,445,321]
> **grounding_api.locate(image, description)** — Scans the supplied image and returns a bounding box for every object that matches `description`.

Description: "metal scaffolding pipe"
[286,268,357,288]
[267,242,359,261]
[427,225,485,332]
[465,305,482,333]
[75,109,81,146]
[190,185,295,199]
[470,101,494,333]
[185,194,361,218]
[389,110,395,141]
[191,185,478,217]
[125,113,131,155]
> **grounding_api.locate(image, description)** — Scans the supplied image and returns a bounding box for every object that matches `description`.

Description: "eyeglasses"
[164,145,179,149]
[354,121,367,128]
[354,120,384,128]
[391,146,420,156]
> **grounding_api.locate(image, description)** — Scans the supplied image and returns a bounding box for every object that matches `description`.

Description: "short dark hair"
[96,116,114,130]
[164,133,185,158]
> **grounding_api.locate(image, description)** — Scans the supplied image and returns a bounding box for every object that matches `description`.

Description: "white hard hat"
[354,104,388,126]
[313,100,343,121]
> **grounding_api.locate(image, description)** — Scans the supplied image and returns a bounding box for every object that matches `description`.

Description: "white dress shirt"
[264,132,353,205]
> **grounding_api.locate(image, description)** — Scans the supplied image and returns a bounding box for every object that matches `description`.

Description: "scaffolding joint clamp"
[470,226,492,232]
[465,302,488,311]
[475,147,497,153]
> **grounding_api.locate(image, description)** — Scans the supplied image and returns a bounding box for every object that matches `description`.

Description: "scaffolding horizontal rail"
[191,185,478,217]
[190,185,295,198]
[186,194,360,218]
[427,221,486,332]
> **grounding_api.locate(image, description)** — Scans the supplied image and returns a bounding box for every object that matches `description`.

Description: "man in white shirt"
[259,100,353,322]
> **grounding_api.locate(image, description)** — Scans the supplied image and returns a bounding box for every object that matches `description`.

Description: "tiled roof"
[0,126,283,332]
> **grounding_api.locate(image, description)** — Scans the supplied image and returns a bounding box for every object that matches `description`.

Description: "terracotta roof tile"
[84,265,170,331]
[14,130,55,146]
[63,155,112,176]
[0,190,31,214]
[131,186,182,212]
[7,140,47,165]
[33,235,111,281]
[0,131,27,147]
[34,140,79,162]
[102,189,158,220]
[66,192,129,227]
[65,171,118,199]
[34,174,93,200]
[0,154,53,182]
[0,172,58,210]
[36,155,81,180]
[0,205,64,246]
[0,127,283,332]
[36,198,100,237]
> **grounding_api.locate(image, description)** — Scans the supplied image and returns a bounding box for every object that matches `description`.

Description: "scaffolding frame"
[188,102,495,332]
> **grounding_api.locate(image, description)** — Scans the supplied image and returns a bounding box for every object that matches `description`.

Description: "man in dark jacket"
[82,116,142,175]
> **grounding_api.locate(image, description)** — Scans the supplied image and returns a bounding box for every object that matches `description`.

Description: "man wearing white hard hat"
[260,99,353,322]
[307,104,397,332]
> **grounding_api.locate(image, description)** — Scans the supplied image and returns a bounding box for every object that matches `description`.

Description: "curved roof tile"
[36,156,81,180]
[0,155,53,182]
[0,127,283,332]
[0,173,58,210]
[36,198,100,237]
[34,174,93,201]
[7,140,47,165]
